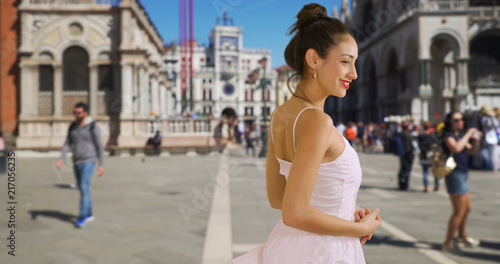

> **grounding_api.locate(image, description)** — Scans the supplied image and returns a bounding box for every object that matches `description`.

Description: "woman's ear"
[305,48,319,70]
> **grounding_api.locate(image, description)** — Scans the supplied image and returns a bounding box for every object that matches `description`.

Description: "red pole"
[183,0,188,97]
[179,0,184,97]
[189,0,194,78]
[189,0,194,110]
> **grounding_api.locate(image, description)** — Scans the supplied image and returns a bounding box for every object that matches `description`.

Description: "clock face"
[220,36,238,49]
[223,83,235,95]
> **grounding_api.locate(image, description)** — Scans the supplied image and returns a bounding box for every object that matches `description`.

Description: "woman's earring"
[314,74,317,78]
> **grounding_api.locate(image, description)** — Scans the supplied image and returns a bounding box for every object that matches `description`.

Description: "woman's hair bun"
[284,3,352,91]
[287,3,328,36]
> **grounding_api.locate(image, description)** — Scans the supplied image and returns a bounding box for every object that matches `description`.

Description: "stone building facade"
[329,0,500,124]
[164,17,276,126]
[15,0,171,148]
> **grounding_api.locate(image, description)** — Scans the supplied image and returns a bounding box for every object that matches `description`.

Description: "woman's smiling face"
[316,36,358,98]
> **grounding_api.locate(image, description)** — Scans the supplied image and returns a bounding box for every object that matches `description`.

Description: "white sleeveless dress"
[230,107,365,264]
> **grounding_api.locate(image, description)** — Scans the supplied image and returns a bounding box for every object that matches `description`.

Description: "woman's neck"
[294,80,326,109]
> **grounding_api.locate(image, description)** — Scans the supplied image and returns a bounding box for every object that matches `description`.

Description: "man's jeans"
[74,162,95,220]
[398,152,414,190]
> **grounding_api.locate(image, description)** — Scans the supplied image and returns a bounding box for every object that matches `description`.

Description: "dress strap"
[292,107,314,153]
[270,106,279,144]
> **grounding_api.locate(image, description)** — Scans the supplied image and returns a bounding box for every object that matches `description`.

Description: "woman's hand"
[465,127,479,139]
[354,208,370,244]
[355,208,382,244]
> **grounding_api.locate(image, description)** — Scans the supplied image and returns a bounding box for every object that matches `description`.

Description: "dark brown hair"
[422,121,432,130]
[284,3,353,95]
[74,102,89,112]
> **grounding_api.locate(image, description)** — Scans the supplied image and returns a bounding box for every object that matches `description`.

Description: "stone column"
[214,46,221,115]
[120,5,132,49]
[444,65,450,90]
[131,64,138,115]
[419,59,432,95]
[53,63,63,117]
[238,74,245,117]
[411,97,422,124]
[421,99,429,122]
[456,59,469,95]
[166,88,172,117]
[159,83,166,117]
[151,75,159,115]
[19,61,34,117]
[120,62,134,117]
[89,63,98,116]
[140,66,149,116]
[31,64,39,116]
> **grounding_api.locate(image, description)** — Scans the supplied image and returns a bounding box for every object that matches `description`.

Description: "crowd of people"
[333,106,499,254]
[335,105,500,174]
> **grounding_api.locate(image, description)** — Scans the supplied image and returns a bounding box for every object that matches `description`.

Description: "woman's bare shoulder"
[302,108,333,126]
[295,108,334,138]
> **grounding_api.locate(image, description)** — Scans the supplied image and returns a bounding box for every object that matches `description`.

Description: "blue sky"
[141,0,345,68]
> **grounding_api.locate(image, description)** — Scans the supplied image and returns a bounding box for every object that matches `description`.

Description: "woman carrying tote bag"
[440,112,482,253]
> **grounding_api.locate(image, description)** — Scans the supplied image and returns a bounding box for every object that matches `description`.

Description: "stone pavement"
[228,147,500,264]
[0,145,499,263]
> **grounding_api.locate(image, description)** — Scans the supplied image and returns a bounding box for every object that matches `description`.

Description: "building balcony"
[469,6,500,21]
[417,0,468,13]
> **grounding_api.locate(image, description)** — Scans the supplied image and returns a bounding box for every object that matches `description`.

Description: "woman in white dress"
[230,3,382,263]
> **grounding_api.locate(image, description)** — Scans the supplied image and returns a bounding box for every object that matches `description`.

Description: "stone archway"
[221,107,237,119]
[430,35,460,119]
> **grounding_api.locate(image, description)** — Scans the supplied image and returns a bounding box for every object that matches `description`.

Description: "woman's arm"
[266,132,287,209]
[266,109,287,210]
[467,131,482,155]
[281,110,381,238]
[444,128,477,154]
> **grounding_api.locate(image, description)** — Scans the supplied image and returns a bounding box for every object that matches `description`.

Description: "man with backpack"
[394,121,415,191]
[56,102,105,228]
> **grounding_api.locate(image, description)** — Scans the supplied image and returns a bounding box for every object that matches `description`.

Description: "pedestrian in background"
[244,123,257,157]
[232,118,242,145]
[230,4,381,263]
[345,121,356,146]
[440,112,482,253]
[495,107,500,170]
[152,130,163,155]
[56,102,104,228]
[417,121,440,192]
[397,121,415,191]
[221,115,229,144]
[336,121,346,135]
[479,105,498,170]
[214,115,229,146]
[356,121,366,152]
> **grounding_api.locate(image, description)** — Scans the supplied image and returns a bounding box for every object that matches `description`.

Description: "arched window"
[63,46,89,115]
[63,46,89,91]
